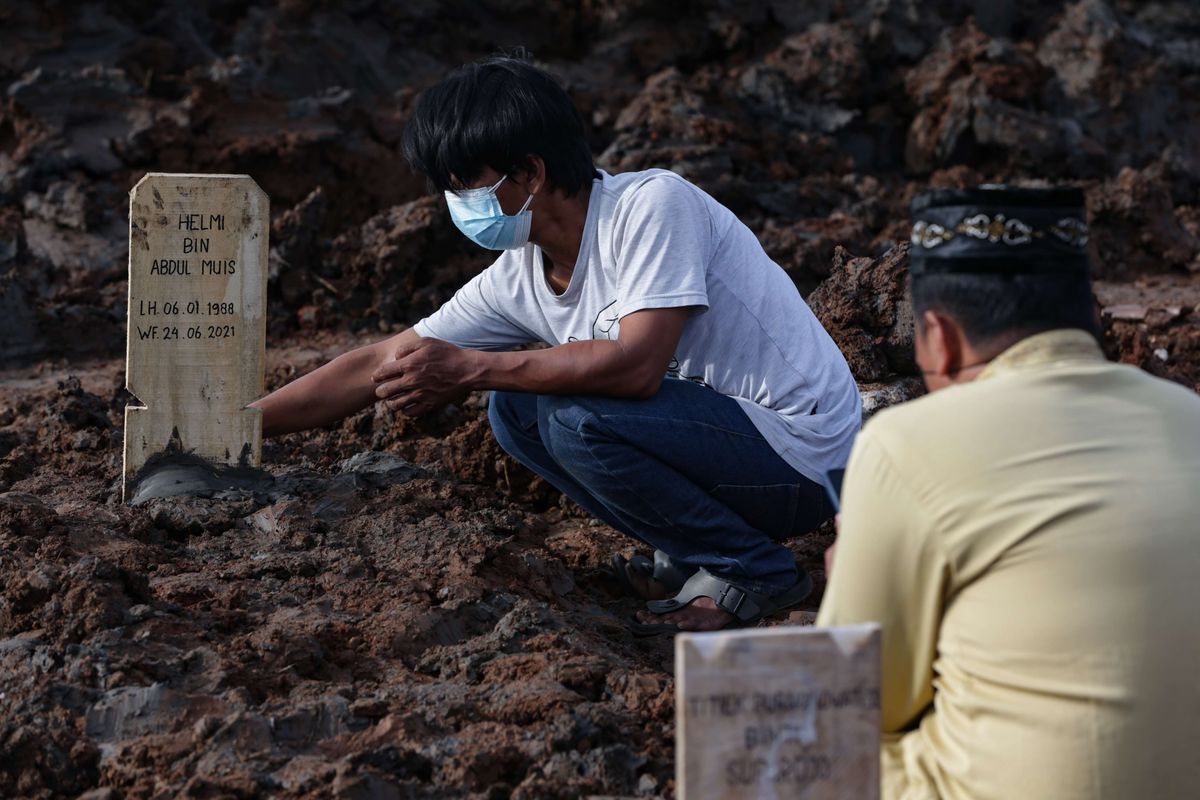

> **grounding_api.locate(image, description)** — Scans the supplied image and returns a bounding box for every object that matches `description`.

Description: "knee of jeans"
[536,395,593,455]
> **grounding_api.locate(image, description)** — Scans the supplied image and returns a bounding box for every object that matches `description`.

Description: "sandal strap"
[652,549,694,591]
[644,569,767,622]
[624,550,695,593]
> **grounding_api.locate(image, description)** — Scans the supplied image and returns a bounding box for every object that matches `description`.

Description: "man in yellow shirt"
[818,186,1200,799]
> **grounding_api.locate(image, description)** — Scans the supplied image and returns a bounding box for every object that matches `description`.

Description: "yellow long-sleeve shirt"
[817,329,1200,799]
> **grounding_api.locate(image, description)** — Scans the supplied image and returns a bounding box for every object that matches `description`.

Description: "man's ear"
[921,309,965,378]
[514,156,546,195]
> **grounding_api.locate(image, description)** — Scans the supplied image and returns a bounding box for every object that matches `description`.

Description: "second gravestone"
[123,174,268,499]
[676,623,882,800]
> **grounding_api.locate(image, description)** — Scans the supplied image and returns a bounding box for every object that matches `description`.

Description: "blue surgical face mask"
[444,175,533,250]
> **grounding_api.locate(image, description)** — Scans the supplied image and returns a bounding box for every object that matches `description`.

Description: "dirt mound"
[809,243,925,414]
[4,1,1199,363]
[1089,163,1200,280]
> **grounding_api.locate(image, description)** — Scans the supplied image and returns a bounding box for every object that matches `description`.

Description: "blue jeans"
[488,379,832,595]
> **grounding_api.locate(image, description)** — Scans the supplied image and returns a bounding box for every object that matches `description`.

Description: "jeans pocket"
[711,482,827,540]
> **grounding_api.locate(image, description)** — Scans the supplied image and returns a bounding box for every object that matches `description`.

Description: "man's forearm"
[469,339,665,399]
[459,308,692,400]
[253,329,419,437]
[252,348,379,437]
[370,309,688,415]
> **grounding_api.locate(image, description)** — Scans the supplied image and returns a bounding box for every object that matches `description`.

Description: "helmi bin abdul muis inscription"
[122,174,267,500]
[675,623,881,800]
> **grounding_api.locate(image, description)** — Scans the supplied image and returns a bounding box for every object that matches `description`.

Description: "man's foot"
[630,568,814,637]
[634,596,734,631]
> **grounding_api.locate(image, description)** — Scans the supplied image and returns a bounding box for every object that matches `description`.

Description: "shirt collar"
[976,329,1105,382]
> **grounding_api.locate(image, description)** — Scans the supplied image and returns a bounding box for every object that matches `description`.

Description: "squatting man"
[253,54,861,633]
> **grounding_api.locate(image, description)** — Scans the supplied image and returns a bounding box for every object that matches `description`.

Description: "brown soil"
[0,336,834,800]
[1,1,1199,798]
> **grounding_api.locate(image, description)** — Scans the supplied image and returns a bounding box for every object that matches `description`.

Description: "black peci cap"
[909,185,1090,277]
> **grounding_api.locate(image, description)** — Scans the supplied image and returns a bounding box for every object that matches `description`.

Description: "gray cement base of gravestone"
[125,450,425,507]
[126,452,276,506]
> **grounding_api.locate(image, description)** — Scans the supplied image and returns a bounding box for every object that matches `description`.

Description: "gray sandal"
[609,549,696,599]
[630,567,814,637]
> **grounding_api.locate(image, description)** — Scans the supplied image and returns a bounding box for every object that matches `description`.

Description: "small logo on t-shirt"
[592,300,620,340]
[568,299,621,343]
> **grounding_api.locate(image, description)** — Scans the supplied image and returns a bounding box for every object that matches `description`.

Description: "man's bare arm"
[370,308,691,416]
[251,327,420,437]
[472,308,688,397]
[257,306,689,433]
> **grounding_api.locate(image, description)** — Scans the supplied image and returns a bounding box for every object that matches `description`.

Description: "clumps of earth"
[1,1,1198,797]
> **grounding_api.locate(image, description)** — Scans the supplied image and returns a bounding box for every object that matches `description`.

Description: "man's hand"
[372,337,479,417]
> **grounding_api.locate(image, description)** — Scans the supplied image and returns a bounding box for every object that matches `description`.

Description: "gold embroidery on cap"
[911,215,1087,250]
[1050,217,1089,247]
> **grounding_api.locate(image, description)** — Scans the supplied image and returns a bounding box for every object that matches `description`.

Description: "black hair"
[911,271,1101,352]
[402,52,596,197]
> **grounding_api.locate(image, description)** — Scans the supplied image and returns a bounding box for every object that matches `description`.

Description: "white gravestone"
[122,173,268,499]
[676,623,881,800]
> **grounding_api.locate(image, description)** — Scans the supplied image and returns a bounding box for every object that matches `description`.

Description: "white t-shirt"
[413,169,862,483]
